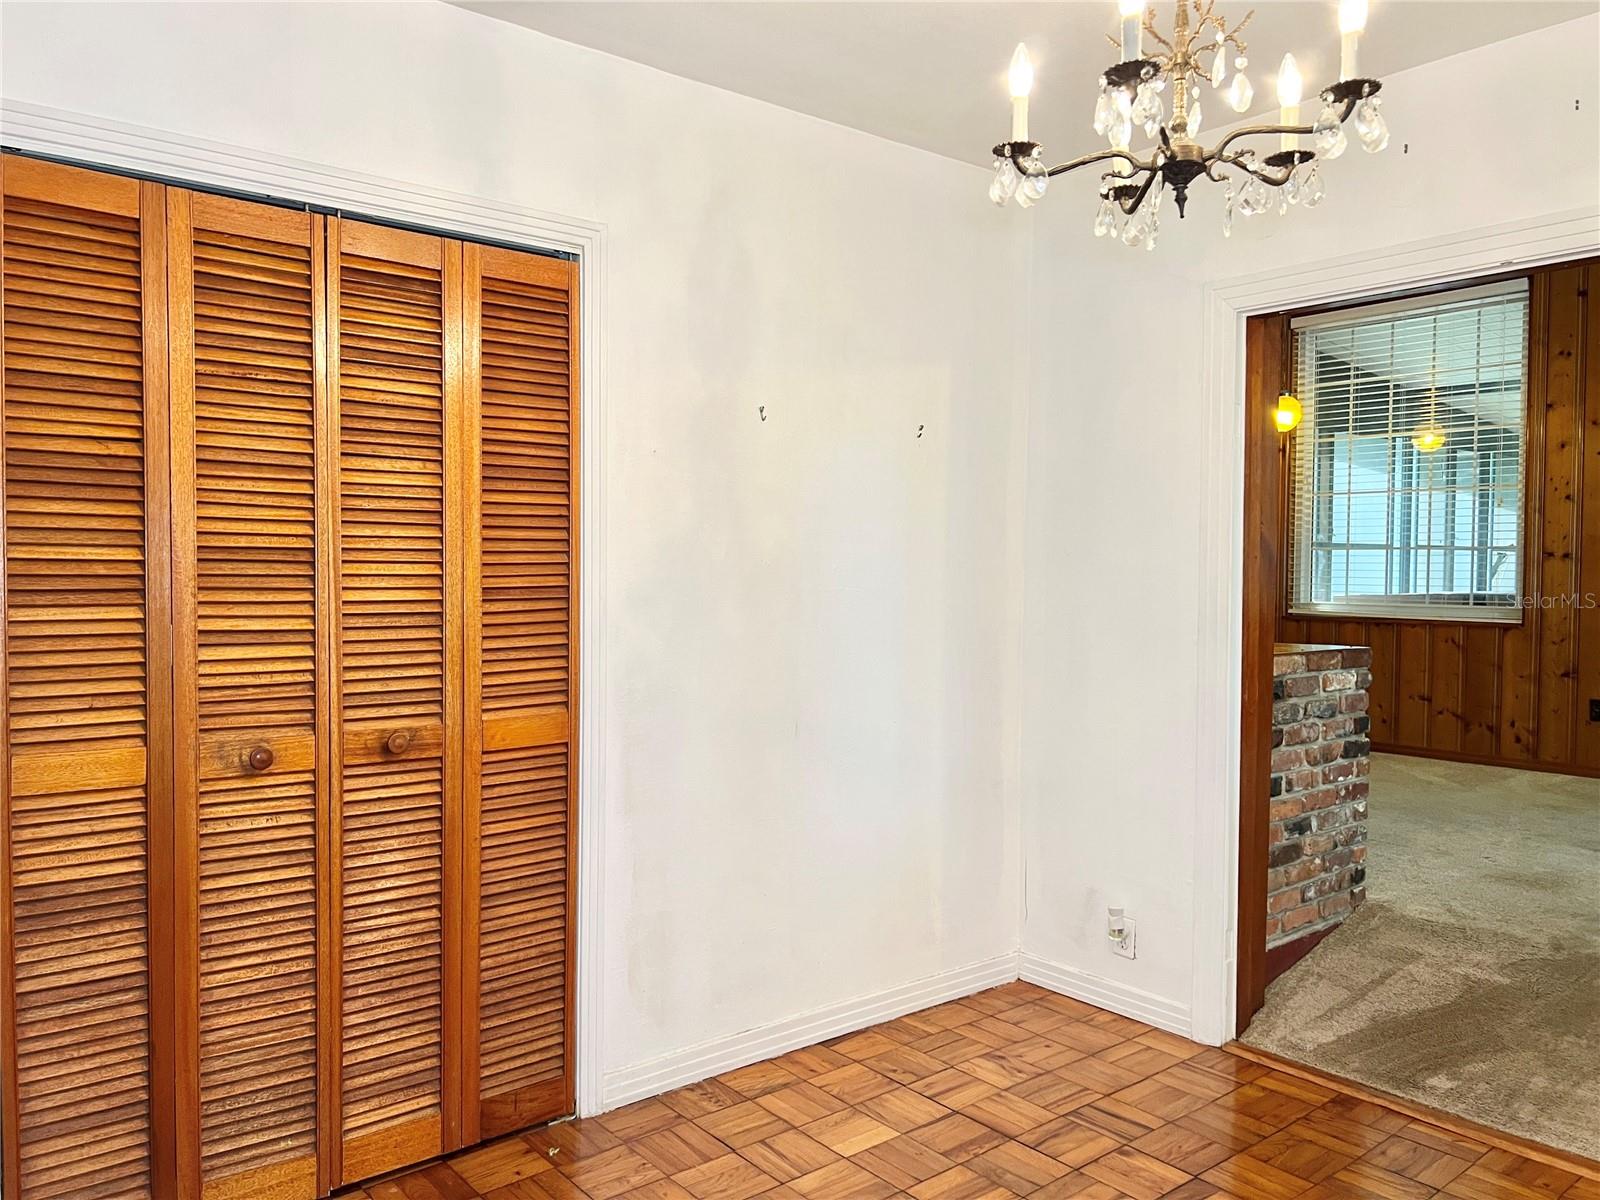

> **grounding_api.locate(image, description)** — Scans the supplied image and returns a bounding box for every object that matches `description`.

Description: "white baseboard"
[601,953,1021,1111]
[601,951,1194,1112]
[1019,953,1192,1038]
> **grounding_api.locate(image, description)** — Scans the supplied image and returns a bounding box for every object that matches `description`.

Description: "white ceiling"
[452,0,1596,166]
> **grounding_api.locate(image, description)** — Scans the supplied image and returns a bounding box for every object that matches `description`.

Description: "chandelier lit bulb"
[986,0,1389,247]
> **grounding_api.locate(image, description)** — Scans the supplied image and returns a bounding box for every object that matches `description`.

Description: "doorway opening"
[1233,258,1600,1159]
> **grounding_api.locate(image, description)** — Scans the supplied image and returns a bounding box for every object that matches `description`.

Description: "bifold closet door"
[167,189,328,1200]
[462,245,578,1138]
[0,158,168,1199]
[2,155,579,1197]
[328,218,464,1185]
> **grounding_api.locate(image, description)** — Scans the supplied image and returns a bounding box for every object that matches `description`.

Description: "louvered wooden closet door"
[329,220,464,1184]
[462,245,578,1139]
[0,158,168,1200]
[167,190,327,1200]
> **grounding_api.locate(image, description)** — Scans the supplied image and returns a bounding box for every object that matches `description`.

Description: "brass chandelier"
[990,0,1390,247]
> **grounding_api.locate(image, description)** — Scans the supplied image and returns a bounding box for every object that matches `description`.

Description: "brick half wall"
[1268,644,1372,948]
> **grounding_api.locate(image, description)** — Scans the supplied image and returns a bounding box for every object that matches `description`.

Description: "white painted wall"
[0,0,1028,1100]
[1019,15,1600,1040]
[2,0,1592,1107]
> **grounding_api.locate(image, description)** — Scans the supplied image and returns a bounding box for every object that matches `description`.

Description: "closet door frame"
[0,137,599,1190]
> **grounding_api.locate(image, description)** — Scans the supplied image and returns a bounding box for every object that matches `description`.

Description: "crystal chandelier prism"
[989,0,1389,248]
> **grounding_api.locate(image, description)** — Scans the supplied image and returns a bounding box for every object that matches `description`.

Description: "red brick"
[1271,747,1306,772]
[1281,860,1320,885]
[1321,761,1355,785]
[1320,892,1353,919]
[1268,889,1302,914]
[1268,642,1369,951]
[1301,787,1341,811]
[1282,904,1320,932]
[1281,721,1322,746]
[1270,798,1305,823]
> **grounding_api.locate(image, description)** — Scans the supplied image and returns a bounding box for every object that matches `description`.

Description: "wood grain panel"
[462,246,578,1131]
[1393,624,1430,748]
[1460,623,1501,758]
[1267,259,1599,779]
[332,220,461,1183]
[476,745,571,1134]
[168,190,322,1200]
[1536,265,1583,766]
[1,156,160,1200]
[1427,624,1464,752]
[1577,261,1600,771]
[1366,623,1397,745]
[1237,313,1286,1033]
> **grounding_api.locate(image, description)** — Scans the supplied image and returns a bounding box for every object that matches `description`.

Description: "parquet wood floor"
[335,983,1599,1200]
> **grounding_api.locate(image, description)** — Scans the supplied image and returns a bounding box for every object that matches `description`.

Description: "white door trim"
[1187,205,1600,1045]
[0,98,613,1116]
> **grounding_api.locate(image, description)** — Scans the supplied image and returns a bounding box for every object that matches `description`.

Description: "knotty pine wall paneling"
[1276,258,1600,778]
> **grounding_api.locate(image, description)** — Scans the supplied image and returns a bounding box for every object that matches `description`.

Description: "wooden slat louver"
[463,245,577,1138]
[331,220,462,1183]
[168,191,325,1200]
[0,158,165,1200]
[1,157,579,1197]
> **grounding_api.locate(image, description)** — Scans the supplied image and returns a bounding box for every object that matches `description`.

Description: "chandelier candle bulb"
[1277,53,1302,151]
[1119,0,1144,62]
[1009,43,1033,140]
[1339,0,1368,80]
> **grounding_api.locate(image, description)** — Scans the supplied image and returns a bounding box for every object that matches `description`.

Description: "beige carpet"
[1241,753,1600,1158]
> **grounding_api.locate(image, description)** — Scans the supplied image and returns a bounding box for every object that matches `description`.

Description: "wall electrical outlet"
[1107,908,1137,960]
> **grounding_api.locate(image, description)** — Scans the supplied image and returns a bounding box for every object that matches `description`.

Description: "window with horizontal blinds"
[1287,278,1530,622]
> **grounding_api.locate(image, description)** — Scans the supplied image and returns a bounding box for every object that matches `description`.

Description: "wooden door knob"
[385,730,413,755]
[246,746,274,772]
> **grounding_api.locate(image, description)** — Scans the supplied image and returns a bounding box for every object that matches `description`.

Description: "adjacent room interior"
[0,2,1595,1199]
[1234,264,1600,1159]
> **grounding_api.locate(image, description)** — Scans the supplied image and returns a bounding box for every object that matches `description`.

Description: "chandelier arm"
[1042,148,1157,179]
[1209,119,1318,160]
[1205,152,1294,188]
[1115,168,1162,215]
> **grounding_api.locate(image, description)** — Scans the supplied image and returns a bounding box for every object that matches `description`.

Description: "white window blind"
[1288,278,1529,622]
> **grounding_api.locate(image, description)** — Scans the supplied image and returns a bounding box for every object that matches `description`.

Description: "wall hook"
[917,424,925,439]
[758,406,767,422]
